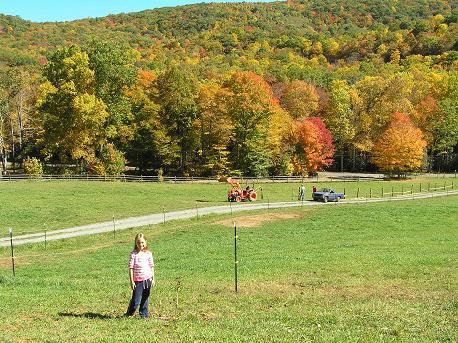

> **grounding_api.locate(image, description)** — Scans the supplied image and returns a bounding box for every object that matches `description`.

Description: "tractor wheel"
[235,196,242,202]
[249,192,257,201]
[323,196,328,203]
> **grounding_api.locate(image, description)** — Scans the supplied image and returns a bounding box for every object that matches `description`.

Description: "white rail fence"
[0,173,386,183]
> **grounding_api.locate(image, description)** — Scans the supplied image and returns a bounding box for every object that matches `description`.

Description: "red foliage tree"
[294,117,335,175]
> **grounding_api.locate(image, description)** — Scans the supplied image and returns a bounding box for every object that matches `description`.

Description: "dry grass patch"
[0,243,117,270]
[216,212,303,228]
[240,278,435,302]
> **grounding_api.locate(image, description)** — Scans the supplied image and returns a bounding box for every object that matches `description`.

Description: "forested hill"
[0,0,456,73]
[0,0,457,177]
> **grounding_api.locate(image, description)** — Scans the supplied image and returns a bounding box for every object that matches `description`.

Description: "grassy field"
[0,176,456,236]
[0,195,457,342]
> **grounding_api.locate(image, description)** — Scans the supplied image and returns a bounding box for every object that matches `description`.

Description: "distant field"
[0,177,456,236]
[0,196,457,342]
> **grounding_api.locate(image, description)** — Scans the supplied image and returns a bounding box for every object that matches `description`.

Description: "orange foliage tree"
[294,117,335,175]
[223,71,278,176]
[371,112,427,177]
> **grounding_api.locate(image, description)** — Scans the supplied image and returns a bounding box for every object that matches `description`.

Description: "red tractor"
[219,176,257,202]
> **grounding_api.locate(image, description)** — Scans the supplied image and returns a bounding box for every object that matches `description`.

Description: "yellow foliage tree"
[372,112,426,177]
[36,46,108,168]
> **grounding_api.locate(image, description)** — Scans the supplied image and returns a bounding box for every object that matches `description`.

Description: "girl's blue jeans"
[126,279,152,318]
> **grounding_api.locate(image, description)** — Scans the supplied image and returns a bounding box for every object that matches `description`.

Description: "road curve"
[1,190,457,247]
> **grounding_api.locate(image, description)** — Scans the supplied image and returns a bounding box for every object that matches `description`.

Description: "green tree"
[431,74,458,170]
[323,80,357,170]
[433,74,458,154]
[87,41,138,145]
[156,65,200,175]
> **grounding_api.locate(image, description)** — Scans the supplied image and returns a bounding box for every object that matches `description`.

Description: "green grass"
[1,177,457,236]
[0,195,457,342]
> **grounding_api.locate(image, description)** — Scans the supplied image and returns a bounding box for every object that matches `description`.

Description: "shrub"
[88,144,126,176]
[23,157,43,177]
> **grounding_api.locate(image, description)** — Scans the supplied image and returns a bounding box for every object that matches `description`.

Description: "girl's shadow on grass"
[58,312,118,319]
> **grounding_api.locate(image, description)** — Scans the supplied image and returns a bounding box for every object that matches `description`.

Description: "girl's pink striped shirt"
[128,250,154,282]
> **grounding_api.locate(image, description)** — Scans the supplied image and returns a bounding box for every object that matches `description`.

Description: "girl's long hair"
[133,233,149,252]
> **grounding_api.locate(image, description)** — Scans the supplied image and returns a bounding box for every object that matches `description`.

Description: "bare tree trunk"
[0,115,6,173]
[1,148,6,172]
[340,151,344,172]
[0,134,6,173]
[17,90,25,150]
[9,115,15,168]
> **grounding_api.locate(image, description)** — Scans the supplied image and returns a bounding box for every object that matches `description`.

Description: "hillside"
[0,0,456,72]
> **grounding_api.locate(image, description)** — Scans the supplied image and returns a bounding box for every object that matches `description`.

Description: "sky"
[0,0,275,23]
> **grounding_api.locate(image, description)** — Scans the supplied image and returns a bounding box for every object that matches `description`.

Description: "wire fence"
[346,181,455,199]
[1,186,458,278]
[0,173,343,183]
[1,180,456,243]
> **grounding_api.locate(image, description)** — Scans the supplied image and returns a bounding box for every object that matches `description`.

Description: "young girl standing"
[125,233,155,318]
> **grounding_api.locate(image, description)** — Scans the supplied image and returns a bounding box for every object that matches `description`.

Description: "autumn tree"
[372,112,427,177]
[223,71,276,176]
[354,74,417,151]
[35,46,108,170]
[277,80,319,119]
[294,117,335,175]
[195,82,232,176]
[126,69,179,173]
[268,105,296,175]
[0,68,36,167]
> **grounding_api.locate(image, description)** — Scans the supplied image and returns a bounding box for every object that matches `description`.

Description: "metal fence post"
[234,221,238,293]
[9,228,15,276]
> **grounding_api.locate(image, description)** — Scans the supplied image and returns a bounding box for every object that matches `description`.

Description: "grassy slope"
[0,196,456,342]
[0,177,456,236]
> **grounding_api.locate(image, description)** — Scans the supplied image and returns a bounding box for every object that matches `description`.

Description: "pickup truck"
[312,188,345,202]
